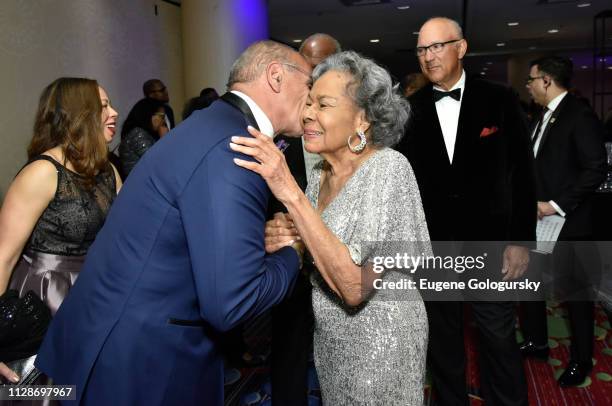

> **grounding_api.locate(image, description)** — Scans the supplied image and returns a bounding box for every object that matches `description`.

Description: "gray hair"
[312,51,410,148]
[227,40,297,89]
[298,33,342,53]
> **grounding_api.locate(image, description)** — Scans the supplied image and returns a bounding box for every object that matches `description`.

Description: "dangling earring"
[347,129,367,153]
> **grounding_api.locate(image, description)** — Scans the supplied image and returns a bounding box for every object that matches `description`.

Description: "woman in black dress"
[0,77,122,382]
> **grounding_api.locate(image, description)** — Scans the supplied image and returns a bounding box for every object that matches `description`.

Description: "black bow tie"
[433,88,462,102]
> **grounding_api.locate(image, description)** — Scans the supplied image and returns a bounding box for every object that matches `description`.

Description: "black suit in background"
[521,93,606,366]
[398,75,537,406]
[268,135,313,406]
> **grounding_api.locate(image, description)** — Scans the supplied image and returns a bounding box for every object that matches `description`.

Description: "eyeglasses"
[415,39,463,57]
[281,63,311,78]
[525,76,545,85]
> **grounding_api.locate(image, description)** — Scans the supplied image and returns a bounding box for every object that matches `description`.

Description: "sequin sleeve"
[119,127,157,177]
[345,151,432,267]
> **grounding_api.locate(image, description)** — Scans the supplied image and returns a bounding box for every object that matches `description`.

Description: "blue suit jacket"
[36,100,300,405]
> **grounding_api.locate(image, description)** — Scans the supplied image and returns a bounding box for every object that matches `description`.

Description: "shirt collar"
[230,90,274,138]
[546,91,568,113]
[433,69,466,94]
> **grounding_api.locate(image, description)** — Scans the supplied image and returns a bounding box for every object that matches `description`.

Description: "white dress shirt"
[532,91,567,157]
[434,70,466,163]
[532,91,568,217]
[230,90,274,138]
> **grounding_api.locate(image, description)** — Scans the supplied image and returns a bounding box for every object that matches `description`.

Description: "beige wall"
[181,0,269,100]
[0,0,184,199]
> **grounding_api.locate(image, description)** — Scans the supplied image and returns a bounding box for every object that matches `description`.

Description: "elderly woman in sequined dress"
[230,51,430,405]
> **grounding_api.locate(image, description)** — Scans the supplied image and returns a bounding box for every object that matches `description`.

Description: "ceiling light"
[486,61,493,65]
[496,42,505,47]
[608,66,612,70]
[483,67,489,71]
[507,22,519,27]
[581,65,588,69]
[529,46,537,50]
[397,5,410,10]
[480,72,486,75]
[370,39,380,43]
[292,39,302,43]
[412,31,420,35]
[577,3,591,7]
[548,29,559,34]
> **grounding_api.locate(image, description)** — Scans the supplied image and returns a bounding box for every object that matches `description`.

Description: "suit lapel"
[421,85,452,168]
[536,95,568,157]
[453,76,478,168]
[220,92,260,131]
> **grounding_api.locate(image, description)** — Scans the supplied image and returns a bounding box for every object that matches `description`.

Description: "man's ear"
[457,38,468,60]
[266,62,283,93]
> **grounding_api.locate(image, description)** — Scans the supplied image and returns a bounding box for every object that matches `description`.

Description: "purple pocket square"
[275,139,290,153]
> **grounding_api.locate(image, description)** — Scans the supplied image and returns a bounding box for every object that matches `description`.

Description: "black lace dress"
[8,155,116,315]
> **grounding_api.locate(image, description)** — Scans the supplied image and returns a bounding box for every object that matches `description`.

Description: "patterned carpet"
[224,303,612,406]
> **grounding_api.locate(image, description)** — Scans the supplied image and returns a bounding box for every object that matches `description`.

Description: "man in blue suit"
[36,40,312,405]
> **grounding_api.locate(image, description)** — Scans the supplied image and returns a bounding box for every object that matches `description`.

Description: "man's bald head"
[299,33,341,68]
[419,17,463,39]
[227,40,305,88]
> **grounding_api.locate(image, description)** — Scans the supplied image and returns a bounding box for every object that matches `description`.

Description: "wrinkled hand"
[265,212,301,253]
[501,245,530,281]
[0,362,19,383]
[537,201,556,220]
[230,126,301,205]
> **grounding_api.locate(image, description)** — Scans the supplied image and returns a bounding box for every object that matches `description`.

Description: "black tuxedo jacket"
[398,76,537,242]
[533,93,606,239]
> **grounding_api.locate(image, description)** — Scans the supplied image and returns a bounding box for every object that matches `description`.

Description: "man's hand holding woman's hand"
[265,213,304,268]
[265,213,300,252]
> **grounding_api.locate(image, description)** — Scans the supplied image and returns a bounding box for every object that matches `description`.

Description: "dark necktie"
[433,88,462,102]
[531,107,549,151]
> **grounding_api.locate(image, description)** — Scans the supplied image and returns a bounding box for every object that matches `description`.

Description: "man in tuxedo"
[269,33,340,406]
[36,40,312,406]
[398,17,536,405]
[520,56,606,387]
[144,78,175,129]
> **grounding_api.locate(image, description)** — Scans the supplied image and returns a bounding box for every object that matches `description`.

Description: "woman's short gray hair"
[312,51,410,148]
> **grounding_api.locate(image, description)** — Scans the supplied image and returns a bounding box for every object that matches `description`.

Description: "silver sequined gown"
[306,148,430,406]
